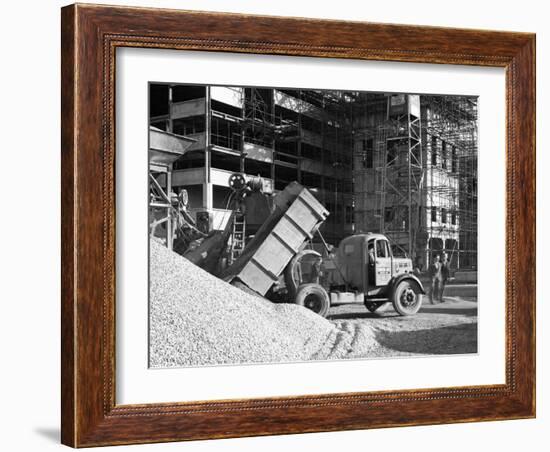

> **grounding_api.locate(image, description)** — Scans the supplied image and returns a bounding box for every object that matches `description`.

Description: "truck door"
[375,239,392,286]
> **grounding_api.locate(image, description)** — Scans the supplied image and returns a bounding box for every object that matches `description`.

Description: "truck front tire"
[392,280,423,316]
[294,283,330,317]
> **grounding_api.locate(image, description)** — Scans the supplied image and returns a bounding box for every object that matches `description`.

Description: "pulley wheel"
[228,173,246,190]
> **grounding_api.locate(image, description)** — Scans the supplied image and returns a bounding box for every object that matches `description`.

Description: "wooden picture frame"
[61,3,536,447]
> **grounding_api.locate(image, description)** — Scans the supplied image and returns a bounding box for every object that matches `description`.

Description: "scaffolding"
[422,95,478,270]
[241,88,355,243]
[353,93,478,270]
[149,84,478,266]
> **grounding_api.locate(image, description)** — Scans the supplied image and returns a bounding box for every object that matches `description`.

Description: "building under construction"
[353,93,478,271]
[149,84,478,270]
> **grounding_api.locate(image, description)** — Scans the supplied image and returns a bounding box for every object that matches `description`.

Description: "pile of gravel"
[149,240,376,367]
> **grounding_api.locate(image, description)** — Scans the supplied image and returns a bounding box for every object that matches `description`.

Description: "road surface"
[327,284,478,357]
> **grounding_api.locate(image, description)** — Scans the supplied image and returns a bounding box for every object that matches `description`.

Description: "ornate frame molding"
[61,4,535,447]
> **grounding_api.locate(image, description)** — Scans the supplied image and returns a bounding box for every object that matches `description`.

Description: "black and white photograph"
[147,84,478,368]
[148,83,478,368]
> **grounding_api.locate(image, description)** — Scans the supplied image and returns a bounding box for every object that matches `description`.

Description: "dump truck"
[286,233,426,317]
[221,181,328,294]
[222,180,425,317]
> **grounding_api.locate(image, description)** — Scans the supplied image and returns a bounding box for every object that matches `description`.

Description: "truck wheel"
[392,280,423,316]
[294,283,330,317]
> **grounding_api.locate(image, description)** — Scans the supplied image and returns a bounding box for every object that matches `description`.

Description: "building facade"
[149,85,478,269]
[150,84,355,244]
[352,93,477,270]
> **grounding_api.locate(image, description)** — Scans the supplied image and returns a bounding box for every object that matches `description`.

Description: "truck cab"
[335,233,410,290]
[329,233,424,315]
[367,235,414,288]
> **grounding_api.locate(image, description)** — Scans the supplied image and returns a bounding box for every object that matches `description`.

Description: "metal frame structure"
[149,164,174,249]
[353,93,478,270]
[148,126,199,250]
[151,85,356,244]
[378,96,423,258]
[150,86,478,269]
[422,95,478,269]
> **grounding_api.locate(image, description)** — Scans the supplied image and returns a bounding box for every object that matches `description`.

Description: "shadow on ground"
[419,306,478,317]
[328,307,478,321]
[375,322,478,355]
[328,311,394,321]
[34,427,59,443]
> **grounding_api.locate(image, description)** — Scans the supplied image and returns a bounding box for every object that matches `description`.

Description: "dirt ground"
[328,288,478,357]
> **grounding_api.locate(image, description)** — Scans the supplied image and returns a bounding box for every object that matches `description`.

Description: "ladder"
[229,214,246,264]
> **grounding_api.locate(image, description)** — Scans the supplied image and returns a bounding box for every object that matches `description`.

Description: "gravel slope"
[149,240,376,367]
[149,242,475,367]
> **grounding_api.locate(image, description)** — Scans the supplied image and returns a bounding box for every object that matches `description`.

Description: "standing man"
[429,254,442,304]
[367,241,375,285]
[440,252,451,302]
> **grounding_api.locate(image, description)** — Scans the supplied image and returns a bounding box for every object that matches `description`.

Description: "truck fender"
[284,249,322,298]
[389,273,426,295]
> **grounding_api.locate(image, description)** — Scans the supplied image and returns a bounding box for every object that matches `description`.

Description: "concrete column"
[270,89,276,184]
[166,168,173,250]
[204,86,212,210]
[240,88,246,173]
[167,85,173,133]
[297,89,302,184]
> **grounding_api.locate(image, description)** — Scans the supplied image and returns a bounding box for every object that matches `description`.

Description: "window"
[441,141,447,169]
[431,206,437,222]
[172,85,206,102]
[301,115,322,134]
[441,208,447,224]
[172,116,205,135]
[384,207,394,223]
[451,145,458,172]
[245,159,272,179]
[173,151,205,170]
[212,185,232,209]
[431,135,438,166]
[151,120,168,131]
[173,184,203,209]
[376,240,389,258]
[299,142,317,159]
[211,150,240,172]
[211,117,241,150]
[363,138,374,168]
[451,211,457,225]
[211,99,242,118]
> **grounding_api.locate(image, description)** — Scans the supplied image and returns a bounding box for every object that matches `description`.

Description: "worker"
[367,241,375,285]
[310,258,322,284]
[440,252,450,302]
[368,242,375,266]
[429,254,442,304]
